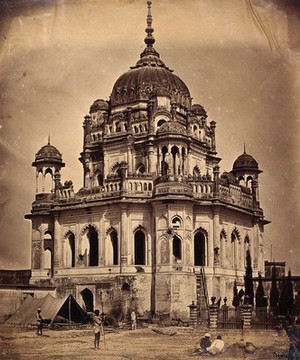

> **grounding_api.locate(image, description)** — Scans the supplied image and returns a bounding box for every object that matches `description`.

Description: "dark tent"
[6,293,88,326]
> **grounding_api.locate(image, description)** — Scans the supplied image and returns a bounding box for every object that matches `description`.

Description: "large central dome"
[110,1,191,109]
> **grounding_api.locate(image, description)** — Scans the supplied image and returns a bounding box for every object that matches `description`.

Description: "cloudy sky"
[0,0,299,272]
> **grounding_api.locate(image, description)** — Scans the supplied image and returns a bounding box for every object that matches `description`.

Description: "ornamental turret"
[32,137,65,197]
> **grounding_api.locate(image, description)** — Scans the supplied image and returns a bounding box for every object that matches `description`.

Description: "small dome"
[191,104,207,117]
[157,121,187,136]
[33,140,64,167]
[90,99,109,113]
[233,152,259,172]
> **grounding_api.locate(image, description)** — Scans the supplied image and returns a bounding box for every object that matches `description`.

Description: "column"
[120,205,128,270]
[53,214,62,269]
[148,145,155,174]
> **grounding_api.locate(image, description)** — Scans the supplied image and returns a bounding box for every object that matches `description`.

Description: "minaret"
[32,137,65,197]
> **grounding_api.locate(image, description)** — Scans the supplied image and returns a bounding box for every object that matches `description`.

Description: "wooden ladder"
[196,267,209,323]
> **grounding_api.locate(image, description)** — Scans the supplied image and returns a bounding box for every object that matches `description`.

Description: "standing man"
[93,309,103,350]
[36,308,43,336]
[131,310,137,330]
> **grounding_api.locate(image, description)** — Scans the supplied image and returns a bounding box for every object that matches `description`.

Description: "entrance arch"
[81,288,94,312]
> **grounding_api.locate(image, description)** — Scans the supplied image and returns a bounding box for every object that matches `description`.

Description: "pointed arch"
[80,224,99,266]
[159,236,169,264]
[231,227,241,269]
[194,226,209,239]
[173,235,182,261]
[136,162,146,174]
[231,227,241,243]
[106,227,118,266]
[171,215,182,229]
[158,215,167,229]
[133,224,148,234]
[64,231,75,268]
[193,165,201,178]
[219,229,227,267]
[194,230,207,266]
[244,234,251,244]
[246,176,253,188]
[43,248,52,269]
[134,229,146,265]
[220,228,227,241]
[81,288,94,312]
[161,146,169,176]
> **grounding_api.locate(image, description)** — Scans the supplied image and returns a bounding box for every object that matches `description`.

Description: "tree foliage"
[244,250,254,305]
[255,274,267,307]
[232,280,240,307]
[279,269,294,316]
[270,266,279,311]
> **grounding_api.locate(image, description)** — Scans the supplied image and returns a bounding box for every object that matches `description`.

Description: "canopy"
[6,293,87,325]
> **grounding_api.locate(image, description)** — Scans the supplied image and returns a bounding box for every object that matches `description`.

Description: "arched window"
[194,232,205,266]
[81,288,94,312]
[161,146,168,176]
[44,248,52,269]
[171,146,179,175]
[66,233,75,268]
[97,173,103,186]
[173,236,181,261]
[193,166,201,178]
[81,225,99,266]
[134,230,146,265]
[157,119,166,129]
[246,176,253,188]
[110,230,118,265]
[136,164,146,174]
[181,147,186,174]
[44,168,53,193]
[172,216,181,229]
[231,230,240,269]
[238,176,245,186]
[115,121,121,132]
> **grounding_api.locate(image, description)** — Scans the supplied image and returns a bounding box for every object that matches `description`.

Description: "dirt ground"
[0,324,290,360]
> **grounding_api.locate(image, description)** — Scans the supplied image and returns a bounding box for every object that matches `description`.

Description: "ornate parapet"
[154,175,193,197]
[219,184,253,209]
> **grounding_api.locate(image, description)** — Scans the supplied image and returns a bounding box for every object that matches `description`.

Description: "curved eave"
[32,160,65,167]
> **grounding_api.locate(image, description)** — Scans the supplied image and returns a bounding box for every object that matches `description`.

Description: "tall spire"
[139,0,160,59]
[145,0,155,47]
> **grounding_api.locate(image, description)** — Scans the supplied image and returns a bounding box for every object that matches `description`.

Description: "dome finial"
[144,0,155,47]
[48,134,51,145]
[244,143,246,154]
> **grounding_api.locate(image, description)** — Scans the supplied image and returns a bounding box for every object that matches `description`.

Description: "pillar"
[53,214,62,269]
[188,301,198,327]
[209,297,218,332]
[120,205,128,270]
[241,298,253,330]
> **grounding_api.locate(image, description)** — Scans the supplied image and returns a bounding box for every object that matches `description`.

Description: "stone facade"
[25,1,269,319]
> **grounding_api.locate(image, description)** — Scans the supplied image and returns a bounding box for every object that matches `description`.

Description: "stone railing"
[189,180,214,199]
[54,175,254,210]
[219,184,252,209]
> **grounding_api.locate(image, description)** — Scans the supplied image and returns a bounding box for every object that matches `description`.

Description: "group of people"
[35,307,137,349]
[192,333,225,356]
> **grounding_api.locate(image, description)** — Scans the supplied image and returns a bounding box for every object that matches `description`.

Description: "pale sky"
[0,0,299,272]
